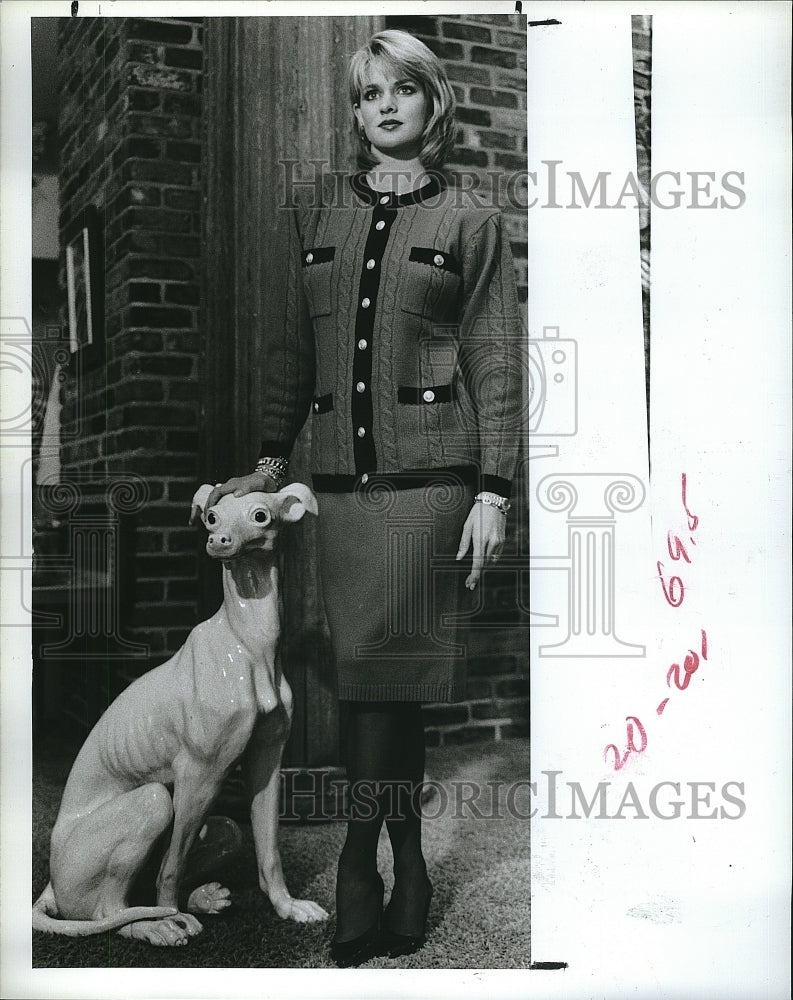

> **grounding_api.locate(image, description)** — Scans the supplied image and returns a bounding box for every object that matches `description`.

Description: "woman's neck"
[366,156,430,196]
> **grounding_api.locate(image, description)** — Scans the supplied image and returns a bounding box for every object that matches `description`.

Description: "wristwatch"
[474,491,511,515]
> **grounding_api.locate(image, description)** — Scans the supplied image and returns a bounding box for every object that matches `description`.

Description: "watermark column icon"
[533,473,646,657]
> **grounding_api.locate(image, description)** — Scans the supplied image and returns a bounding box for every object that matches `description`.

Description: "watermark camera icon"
[0,316,79,446]
[528,325,577,437]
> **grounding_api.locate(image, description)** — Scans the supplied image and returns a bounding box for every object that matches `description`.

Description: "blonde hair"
[348,30,456,171]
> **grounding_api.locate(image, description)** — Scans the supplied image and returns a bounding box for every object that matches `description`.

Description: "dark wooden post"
[202,16,383,768]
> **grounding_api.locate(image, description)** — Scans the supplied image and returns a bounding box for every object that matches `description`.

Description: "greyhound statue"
[32,483,328,946]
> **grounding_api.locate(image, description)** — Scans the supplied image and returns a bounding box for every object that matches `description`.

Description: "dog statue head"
[191,483,317,560]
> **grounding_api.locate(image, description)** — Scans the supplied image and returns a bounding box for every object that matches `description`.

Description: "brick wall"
[55,16,204,710]
[385,13,530,747]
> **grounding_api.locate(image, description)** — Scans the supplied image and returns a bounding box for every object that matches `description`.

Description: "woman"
[205,29,523,966]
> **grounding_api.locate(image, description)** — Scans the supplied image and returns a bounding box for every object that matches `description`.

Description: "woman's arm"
[455,211,523,587]
[197,205,316,516]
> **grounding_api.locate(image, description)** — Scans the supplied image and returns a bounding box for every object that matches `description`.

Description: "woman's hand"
[189,472,279,525]
[456,501,506,590]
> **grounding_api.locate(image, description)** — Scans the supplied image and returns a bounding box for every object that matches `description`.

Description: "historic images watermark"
[279,770,747,823]
[346,321,646,659]
[1,316,150,657]
[276,159,747,212]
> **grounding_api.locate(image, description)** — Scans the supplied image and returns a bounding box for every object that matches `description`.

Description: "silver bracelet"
[474,491,511,515]
[255,456,288,487]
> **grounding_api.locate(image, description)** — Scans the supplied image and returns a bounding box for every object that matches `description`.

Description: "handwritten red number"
[681,472,698,531]
[667,531,692,563]
[604,716,647,771]
[657,560,684,607]
[666,649,701,691]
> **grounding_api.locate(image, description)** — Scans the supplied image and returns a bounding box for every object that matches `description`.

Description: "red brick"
[384,16,439,36]
[113,379,165,404]
[478,129,518,151]
[127,18,194,46]
[167,430,199,452]
[163,188,200,210]
[124,87,161,112]
[123,159,194,186]
[164,332,199,353]
[446,64,490,86]
[169,380,201,402]
[162,235,200,258]
[123,354,194,378]
[120,404,196,428]
[122,207,193,235]
[467,654,517,676]
[427,40,465,61]
[495,30,527,49]
[111,427,166,453]
[164,47,203,71]
[127,113,196,140]
[466,679,492,700]
[443,725,497,745]
[123,258,195,281]
[423,704,470,727]
[167,532,202,555]
[470,87,519,109]
[127,305,193,328]
[127,282,162,304]
[442,21,492,43]
[456,106,491,127]
[165,140,201,163]
[127,41,161,66]
[135,530,166,553]
[164,283,199,305]
[133,580,165,602]
[448,148,489,169]
[471,46,518,69]
[128,63,196,93]
[161,93,201,116]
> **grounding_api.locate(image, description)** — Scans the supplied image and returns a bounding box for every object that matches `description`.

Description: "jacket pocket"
[401,247,461,318]
[301,246,335,318]
[311,393,333,415]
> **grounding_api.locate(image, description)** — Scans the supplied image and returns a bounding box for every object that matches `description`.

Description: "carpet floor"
[32,734,530,969]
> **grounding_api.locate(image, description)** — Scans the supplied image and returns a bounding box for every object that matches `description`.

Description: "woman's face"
[354,64,429,162]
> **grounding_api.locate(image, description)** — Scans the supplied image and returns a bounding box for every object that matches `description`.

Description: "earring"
[358,125,369,145]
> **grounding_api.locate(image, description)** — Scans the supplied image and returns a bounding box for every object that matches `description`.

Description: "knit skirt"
[315,475,474,703]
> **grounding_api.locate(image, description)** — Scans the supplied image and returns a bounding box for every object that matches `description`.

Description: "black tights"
[334,701,431,942]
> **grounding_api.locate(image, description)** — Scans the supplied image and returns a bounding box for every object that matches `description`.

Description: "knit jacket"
[258,172,524,496]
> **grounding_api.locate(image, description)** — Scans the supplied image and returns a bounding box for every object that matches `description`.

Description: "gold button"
[379,195,390,205]
[356,381,366,393]
[357,426,366,438]
[375,220,386,231]
[366,258,376,270]
[361,297,371,308]
[423,389,435,403]
[305,252,314,264]
[358,339,368,350]
[434,253,444,266]
[361,473,369,484]
[313,402,319,412]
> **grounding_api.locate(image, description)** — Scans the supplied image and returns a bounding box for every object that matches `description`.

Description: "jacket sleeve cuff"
[480,473,512,498]
[258,441,291,461]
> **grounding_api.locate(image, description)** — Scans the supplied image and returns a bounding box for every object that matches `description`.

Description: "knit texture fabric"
[258,174,523,497]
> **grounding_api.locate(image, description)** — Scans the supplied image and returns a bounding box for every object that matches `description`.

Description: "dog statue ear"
[277,482,318,522]
[190,484,215,524]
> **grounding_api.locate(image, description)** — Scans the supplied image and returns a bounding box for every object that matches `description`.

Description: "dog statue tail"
[32,882,178,937]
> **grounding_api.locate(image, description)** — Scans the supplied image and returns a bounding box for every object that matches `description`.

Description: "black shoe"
[330,873,386,968]
[330,922,386,968]
[381,878,433,958]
